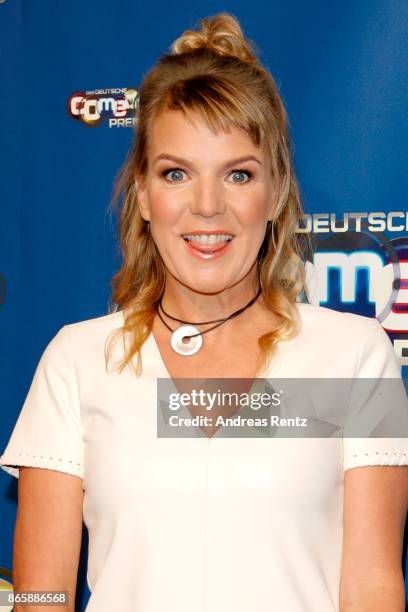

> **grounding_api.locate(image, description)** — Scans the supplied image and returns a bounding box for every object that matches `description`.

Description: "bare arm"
[12,467,84,612]
[340,465,408,611]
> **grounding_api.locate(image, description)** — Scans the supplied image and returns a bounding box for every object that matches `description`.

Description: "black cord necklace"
[156,285,262,356]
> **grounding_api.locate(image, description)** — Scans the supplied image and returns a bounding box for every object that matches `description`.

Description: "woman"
[1,12,408,612]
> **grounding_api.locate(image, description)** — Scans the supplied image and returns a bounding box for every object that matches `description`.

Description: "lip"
[180,230,235,236]
[182,236,233,259]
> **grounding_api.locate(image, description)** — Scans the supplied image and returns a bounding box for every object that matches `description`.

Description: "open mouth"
[181,233,234,256]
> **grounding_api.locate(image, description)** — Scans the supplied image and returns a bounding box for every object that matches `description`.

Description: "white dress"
[1,303,407,612]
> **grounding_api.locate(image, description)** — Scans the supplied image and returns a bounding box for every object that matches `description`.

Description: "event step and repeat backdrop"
[1,0,407,609]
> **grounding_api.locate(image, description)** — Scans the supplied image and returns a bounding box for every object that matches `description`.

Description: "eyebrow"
[153,153,262,168]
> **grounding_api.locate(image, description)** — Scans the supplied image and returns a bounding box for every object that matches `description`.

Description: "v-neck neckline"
[148,326,267,390]
[147,327,278,439]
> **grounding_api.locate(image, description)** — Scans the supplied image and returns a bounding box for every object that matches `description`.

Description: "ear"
[134,176,150,222]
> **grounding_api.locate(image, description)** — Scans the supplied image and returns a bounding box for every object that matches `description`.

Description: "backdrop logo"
[297,212,408,371]
[67,88,138,128]
[297,211,408,233]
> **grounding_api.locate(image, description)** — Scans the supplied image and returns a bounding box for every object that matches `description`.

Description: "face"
[136,109,278,294]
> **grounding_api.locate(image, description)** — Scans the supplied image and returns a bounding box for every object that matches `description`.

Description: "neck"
[159,266,263,323]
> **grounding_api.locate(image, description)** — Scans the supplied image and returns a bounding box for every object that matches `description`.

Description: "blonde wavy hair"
[105,11,310,377]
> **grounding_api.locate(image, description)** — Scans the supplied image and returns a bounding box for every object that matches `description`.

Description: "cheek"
[147,185,182,226]
[234,193,270,226]
[146,189,183,257]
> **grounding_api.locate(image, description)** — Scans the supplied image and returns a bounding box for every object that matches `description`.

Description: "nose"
[189,177,227,218]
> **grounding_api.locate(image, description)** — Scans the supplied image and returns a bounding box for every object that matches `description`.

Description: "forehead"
[147,109,263,159]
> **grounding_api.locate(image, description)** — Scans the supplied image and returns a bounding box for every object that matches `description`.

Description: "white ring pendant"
[171,325,203,356]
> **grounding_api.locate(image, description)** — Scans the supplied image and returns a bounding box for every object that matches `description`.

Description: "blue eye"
[162,168,185,182]
[161,167,253,184]
[230,169,253,184]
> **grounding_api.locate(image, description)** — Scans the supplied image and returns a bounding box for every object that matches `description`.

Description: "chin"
[178,274,232,295]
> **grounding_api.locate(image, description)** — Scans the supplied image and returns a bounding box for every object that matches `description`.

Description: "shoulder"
[63,310,124,340]
[65,309,124,331]
[57,310,125,366]
[295,301,378,341]
[292,302,400,377]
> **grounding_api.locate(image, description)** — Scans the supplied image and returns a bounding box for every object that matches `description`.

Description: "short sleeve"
[0,325,84,480]
[342,317,408,472]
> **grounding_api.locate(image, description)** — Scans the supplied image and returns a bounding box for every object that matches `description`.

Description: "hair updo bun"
[170,12,260,66]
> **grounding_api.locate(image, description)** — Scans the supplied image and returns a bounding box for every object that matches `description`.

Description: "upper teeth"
[183,234,233,245]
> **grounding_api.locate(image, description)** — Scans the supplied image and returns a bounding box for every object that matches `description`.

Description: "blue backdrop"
[1,0,407,608]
